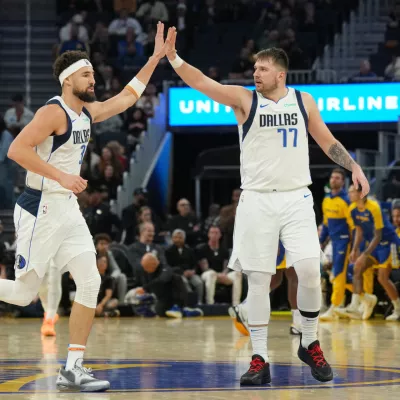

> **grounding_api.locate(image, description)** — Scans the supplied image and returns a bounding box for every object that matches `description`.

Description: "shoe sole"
[165,311,182,318]
[298,352,333,382]
[56,383,110,392]
[240,375,271,385]
[229,307,249,336]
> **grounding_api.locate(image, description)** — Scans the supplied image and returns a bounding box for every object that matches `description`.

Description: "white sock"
[66,344,86,371]
[249,326,268,362]
[392,298,400,311]
[301,316,318,349]
[350,294,361,307]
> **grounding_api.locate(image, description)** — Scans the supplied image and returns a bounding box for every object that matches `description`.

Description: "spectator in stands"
[4,94,34,136]
[350,60,377,81]
[85,138,100,176]
[199,0,218,25]
[256,0,280,27]
[384,54,400,81]
[60,14,89,42]
[58,22,90,55]
[382,173,400,201]
[229,48,254,79]
[118,27,145,61]
[277,7,297,34]
[197,226,242,305]
[96,164,122,200]
[136,206,164,244]
[257,29,279,51]
[207,66,221,82]
[91,52,113,98]
[203,203,220,239]
[125,107,147,148]
[128,222,167,271]
[166,229,203,305]
[118,40,148,71]
[95,145,123,178]
[280,29,308,69]
[83,187,121,240]
[95,254,120,317]
[219,188,241,250]
[90,21,110,55]
[122,187,150,244]
[93,94,124,139]
[94,233,128,304]
[170,1,194,58]
[135,83,159,117]
[107,140,128,171]
[136,0,169,24]
[167,198,201,247]
[108,8,144,42]
[0,115,15,209]
[299,1,317,32]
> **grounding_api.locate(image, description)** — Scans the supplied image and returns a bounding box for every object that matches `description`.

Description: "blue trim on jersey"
[16,188,42,217]
[46,99,72,153]
[295,90,308,133]
[242,90,258,141]
[82,106,92,124]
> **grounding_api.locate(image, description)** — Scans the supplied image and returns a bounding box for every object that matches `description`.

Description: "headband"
[59,59,93,86]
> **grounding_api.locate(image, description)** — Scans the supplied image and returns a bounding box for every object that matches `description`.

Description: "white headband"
[59,59,93,86]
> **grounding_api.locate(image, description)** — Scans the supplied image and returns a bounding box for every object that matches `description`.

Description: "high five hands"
[152,23,178,62]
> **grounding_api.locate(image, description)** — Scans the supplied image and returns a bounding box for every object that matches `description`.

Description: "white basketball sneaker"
[319,305,339,321]
[362,294,377,320]
[56,359,110,392]
[385,310,400,321]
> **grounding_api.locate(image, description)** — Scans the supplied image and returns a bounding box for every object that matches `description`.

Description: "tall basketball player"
[164,27,369,385]
[1,22,167,392]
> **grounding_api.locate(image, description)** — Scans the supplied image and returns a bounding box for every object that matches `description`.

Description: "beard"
[257,78,279,96]
[73,87,96,103]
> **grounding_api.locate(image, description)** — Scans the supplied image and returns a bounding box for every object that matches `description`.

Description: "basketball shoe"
[240,355,271,385]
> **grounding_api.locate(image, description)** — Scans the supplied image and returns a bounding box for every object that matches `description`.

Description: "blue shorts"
[369,241,391,267]
[331,238,350,277]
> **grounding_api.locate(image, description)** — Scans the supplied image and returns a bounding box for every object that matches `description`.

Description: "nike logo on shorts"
[304,194,311,198]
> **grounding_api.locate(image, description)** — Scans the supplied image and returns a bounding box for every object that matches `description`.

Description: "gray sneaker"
[56,359,110,392]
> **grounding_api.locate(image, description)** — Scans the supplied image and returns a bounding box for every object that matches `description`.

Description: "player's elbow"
[7,141,19,161]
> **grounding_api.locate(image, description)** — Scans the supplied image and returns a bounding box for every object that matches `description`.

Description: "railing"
[25,0,31,109]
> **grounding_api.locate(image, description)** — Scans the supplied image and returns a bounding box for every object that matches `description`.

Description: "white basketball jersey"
[26,96,91,194]
[238,88,312,191]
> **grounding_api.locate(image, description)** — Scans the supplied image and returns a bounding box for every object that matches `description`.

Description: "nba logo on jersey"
[15,254,26,270]
[43,205,48,214]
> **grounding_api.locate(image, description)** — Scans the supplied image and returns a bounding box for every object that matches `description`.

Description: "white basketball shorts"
[228,187,320,273]
[13,187,96,278]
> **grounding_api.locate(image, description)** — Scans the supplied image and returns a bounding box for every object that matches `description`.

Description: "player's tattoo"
[328,141,355,171]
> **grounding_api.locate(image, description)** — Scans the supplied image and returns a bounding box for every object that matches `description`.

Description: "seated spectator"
[118,42,147,71]
[59,23,89,55]
[165,229,203,304]
[350,60,378,81]
[93,110,124,156]
[277,7,296,34]
[0,115,16,209]
[166,198,201,247]
[219,189,241,249]
[108,8,143,42]
[197,226,242,305]
[95,254,120,317]
[207,66,221,82]
[59,14,89,43]
[135,83,159,117]
[125,107,147,148]
[229,48,254,79]
[4,94,34,136]
[384,54,400,81]
[107,140,128,171]
[257,29,279,50]
[202,203,220,239]
[170,1,194,58]
[94,233,128,304]
[382,174,400,200]
[118,27,144,59]
[121,187,149,245]
[90,21,110,55]
[96,164,122,200]
[136,0,169,24]
[128,222,166,270]
[280,29,309,69]
[136,206,164,244]
[82,188,121,240]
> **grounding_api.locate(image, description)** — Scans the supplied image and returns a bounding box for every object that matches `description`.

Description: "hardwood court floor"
[0,315,399,399]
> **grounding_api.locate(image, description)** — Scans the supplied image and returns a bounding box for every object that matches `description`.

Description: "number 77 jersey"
[238,88,312,192]
[25,96,92,194]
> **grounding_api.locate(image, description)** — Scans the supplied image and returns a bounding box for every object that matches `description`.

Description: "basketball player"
[164,27,369,385]
[229,241,301,336]
[319,168,353,321]
[1,22,168,392]
[339,185,400,320]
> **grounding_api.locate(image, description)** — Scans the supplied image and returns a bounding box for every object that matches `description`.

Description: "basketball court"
[0,315,399,399]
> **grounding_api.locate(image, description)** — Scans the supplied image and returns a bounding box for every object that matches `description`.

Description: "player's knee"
[247,271,271,296]
[75,271,101,309]
[14,292,37,307]
[377,271,388,285]
[294,258,320,288]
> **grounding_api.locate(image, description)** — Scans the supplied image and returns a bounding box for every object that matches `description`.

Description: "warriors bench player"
[164,27,369,385]
[1,22,168,392]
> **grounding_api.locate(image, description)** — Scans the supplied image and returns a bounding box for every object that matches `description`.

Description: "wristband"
[125,77,146,98]
[170,54,184,69]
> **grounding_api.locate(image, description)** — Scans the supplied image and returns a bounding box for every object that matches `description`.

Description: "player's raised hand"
[351,164,370,198]
[165,26,177,61]
[152,21,166,60]
[58,173,88,194]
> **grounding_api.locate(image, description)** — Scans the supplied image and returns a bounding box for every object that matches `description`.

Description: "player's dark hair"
[53,50,91,81]
[255,48,289,71]
[392,204,400,212]
[331,168,346,181]
[94,233,112,246]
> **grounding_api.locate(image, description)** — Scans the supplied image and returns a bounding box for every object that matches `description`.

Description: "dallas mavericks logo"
[15,255,26,270]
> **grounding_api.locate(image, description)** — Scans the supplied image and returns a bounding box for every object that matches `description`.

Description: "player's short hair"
[392,203,400,212]
[94,233,112,245]
[53,50,91,81]
[255,47,289,71]
[331,168,346,181]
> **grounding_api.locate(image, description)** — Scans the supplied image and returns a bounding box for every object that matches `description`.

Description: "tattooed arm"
[302,92,370,198]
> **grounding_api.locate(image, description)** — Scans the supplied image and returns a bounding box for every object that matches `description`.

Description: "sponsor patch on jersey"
[15,255,26,270]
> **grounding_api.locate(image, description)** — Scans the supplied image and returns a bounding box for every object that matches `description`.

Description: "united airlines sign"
[168,83,400,127]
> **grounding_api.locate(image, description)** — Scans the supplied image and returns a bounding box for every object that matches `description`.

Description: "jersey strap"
[46,99,73,153]
[294,90,308,133]
[242,90,258,141]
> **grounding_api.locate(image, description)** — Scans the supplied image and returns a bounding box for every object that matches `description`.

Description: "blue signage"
[168,83,400,127]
